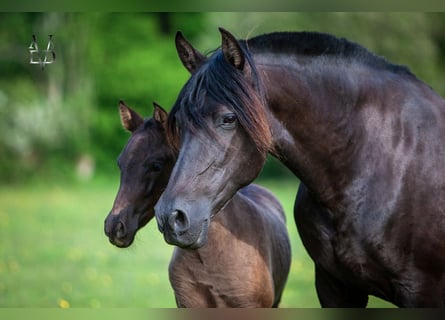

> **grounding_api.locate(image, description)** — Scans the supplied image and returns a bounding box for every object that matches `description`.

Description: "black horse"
[155,28,445,307]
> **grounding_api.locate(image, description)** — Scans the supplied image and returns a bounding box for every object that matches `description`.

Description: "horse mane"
[168,31,414,153]
[168,45,272,155]
[246,31,414,76]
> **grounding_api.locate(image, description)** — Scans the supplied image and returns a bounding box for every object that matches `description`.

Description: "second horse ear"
[175,31,206,73]
[153,102,168,127]
[219,27,245,71]
[119,100,143,132]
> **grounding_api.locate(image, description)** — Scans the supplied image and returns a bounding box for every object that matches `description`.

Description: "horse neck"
[256,56,388,207]
[175,203,232,262]
[179,190,266,257]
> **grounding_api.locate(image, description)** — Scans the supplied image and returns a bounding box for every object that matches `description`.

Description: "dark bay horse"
[154,28,445,307]
[104,101,291,307]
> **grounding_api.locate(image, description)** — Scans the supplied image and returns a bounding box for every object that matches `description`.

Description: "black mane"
[168,46,272,154]
[246,31,413,76]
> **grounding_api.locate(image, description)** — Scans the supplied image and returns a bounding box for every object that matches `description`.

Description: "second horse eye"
[150,163,162,172]
[145,162,162,172]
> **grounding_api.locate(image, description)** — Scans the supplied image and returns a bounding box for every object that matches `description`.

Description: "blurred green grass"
[0,178,393,308]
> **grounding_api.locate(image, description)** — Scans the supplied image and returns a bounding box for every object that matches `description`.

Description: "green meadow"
[0,177,393,308]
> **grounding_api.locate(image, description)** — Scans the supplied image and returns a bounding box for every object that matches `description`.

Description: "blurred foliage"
[1,13,445,184]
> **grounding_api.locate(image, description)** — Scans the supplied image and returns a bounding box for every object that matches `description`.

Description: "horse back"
[238,184,287,222]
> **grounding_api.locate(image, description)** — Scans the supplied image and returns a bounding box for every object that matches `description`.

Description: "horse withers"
[154,28,445,307]
[104,101,291,307]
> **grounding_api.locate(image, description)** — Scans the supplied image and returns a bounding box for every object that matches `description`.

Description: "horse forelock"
[128,118,176,161]
[168,47,273,155]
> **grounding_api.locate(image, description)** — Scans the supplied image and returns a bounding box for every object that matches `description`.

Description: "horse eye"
[150,162,163,173]
[223,114,237,124]
[220,113,237,130]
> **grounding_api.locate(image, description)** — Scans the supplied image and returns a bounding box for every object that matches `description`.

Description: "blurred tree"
[87,13,205,175]
[0,13,98,182]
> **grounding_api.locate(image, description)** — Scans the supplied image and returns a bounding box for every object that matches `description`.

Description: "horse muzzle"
[104,214,136,248]
[155,208,209,249]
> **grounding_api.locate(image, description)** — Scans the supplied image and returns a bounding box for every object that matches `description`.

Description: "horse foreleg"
[315,264,368,307]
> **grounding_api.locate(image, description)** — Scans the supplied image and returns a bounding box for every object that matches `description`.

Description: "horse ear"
[119,100,143,132]
[175,31,206,73]
[219,27,245,71]
[152,102,168,129]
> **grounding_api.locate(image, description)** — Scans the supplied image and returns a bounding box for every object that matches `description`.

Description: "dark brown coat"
[104,101,291,307]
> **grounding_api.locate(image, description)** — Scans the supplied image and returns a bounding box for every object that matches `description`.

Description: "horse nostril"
[168,210,189,233]
[115,221,126,239]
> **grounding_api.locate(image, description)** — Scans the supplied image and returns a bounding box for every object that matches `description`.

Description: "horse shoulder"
[232,184,291,304]
[168,212,276,307]
[168,247,221,307]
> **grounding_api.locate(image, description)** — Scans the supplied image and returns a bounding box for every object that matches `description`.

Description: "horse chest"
[170,247,273,307]
[329,210,405,292]
[332,228,377,276]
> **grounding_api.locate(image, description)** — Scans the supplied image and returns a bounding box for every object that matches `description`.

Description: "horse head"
[104,101,174,247]
[154,29,272,248]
